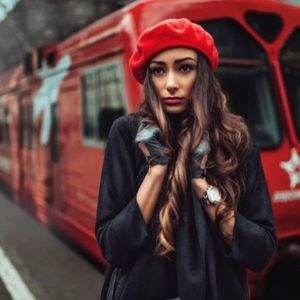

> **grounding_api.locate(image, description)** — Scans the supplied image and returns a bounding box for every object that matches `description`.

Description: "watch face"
[207,186,221,204]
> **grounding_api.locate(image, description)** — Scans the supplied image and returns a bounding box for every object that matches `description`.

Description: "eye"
[179,64,195,73]
[149,67,164,76]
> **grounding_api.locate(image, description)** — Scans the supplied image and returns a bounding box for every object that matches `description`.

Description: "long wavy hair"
[136,52,251,258]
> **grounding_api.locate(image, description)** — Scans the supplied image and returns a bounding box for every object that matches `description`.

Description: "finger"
[135,125,159,143]
[200,154,208,168]
[154,129,163,143]
[138,142,150,157]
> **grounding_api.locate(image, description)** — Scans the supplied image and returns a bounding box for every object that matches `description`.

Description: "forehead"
[150,47,197,63]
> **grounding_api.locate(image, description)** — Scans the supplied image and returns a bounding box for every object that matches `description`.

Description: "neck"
[166,110,191,135]
[167,110,190,123]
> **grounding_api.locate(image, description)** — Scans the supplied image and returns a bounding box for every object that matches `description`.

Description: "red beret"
[129,18,219,84]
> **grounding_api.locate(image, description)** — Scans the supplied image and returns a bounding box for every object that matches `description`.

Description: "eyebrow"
[149,57,197,65]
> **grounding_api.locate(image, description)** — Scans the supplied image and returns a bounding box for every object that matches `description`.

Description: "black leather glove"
[135,123,170,166]
[190,132,210,178]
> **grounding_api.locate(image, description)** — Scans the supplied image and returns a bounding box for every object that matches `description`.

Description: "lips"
[163,97,184,104]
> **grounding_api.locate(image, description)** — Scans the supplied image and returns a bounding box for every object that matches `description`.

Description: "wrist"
[192,178,209,198]
[148,164,168,177]
[201,184,222,207]
[190,159,207,179]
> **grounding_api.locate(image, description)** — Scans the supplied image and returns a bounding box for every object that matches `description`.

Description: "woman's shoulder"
[245,140,260,167]
[112,112,140,126]
[110,112,140,141]
[241,141,263,189]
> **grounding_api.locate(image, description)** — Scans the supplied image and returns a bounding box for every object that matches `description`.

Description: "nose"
[166,71,179,94]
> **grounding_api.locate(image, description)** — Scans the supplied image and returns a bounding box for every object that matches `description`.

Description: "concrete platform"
[0,190,104,300]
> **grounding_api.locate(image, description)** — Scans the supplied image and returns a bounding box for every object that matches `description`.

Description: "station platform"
[0,190,104,300]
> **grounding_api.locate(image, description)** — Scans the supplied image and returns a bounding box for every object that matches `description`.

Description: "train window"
[245,11,283,43]
[201,18,282,149]
[280,28,300,140]
[81,61,127,147]
[217,65,282,148]
[0,104,10,145]
[200,18,266,60]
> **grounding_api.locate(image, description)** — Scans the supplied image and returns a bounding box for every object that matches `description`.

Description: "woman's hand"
[135,123,170,166]
[190,132,210,178]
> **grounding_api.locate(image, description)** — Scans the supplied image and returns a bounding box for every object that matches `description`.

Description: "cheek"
[184,80,196,93]
[152,79,164,94]
[186,74,197,92]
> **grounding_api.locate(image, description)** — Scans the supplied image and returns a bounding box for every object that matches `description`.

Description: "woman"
[95,18,277,300]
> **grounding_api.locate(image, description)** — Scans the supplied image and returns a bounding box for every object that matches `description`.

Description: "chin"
[164,106,188,114]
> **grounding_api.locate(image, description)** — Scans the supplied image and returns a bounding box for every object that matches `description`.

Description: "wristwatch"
[201,185,221,206]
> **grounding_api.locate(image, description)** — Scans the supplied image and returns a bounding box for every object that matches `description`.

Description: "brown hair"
[137,52,251,257]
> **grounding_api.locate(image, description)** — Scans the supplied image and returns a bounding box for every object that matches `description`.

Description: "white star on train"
[33,54,71,144]
[280,148,300,189]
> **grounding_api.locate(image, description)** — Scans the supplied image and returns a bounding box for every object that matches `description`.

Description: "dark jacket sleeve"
[216,146,278,272]
[94,116,150,269]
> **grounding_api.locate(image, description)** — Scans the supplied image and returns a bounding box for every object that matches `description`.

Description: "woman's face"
[149,47,197,114]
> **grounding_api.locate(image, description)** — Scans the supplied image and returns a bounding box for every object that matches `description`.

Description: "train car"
[0,0,299,298]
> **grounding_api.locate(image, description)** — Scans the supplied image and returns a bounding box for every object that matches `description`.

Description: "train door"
[18,91,35,205]
[33,85,60,209]
[32,53,71,216]
[0,95,12,189]
[49,101,62,209]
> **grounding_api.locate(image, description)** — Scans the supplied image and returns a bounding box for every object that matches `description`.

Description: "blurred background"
[0,0,299,299]
[0,0,137,73]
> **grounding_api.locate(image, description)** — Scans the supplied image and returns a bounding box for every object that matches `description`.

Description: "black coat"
[95,113,277,300]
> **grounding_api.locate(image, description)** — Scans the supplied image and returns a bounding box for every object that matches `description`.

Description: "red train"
[0,0,299,297]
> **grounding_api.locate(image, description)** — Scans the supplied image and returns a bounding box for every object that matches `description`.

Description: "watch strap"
[200,192,212,207]
[200,185,220,207]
